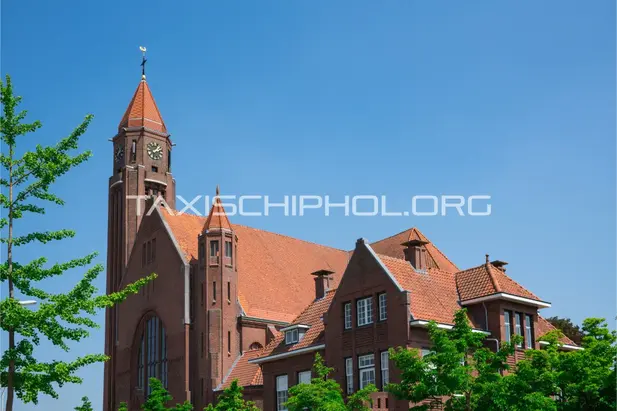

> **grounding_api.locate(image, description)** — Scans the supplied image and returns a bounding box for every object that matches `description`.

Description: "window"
[285,329,299,345]
[199,242,204,265]
[152,165,158,173]
[131,140,137,162]
[378,293,387,321]
[358,354,375,389]
[168,149,171,171]
[357,297,373,327]
[213,281,216,302]
[276,375,288,411]
[227,331,231,354]
[151,238,156,263]
[297,370,311,385]
[345,357,353,394]
[210,240,219,265]
[525,314,534,349]
[515,313,522,348]
[504,310,512,343]
[380,351,389,388]
[142,243,146,267]
[137,316,167,394]
[249,342,263,350]
[225,241,233,258]
[344,303,352,330]
[227,281,231,302]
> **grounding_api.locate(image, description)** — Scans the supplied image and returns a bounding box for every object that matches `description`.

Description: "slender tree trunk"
[6,146,14,411]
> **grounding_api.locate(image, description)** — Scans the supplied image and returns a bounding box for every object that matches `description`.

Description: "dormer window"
[285,329,299,345]
[282,324,310,345]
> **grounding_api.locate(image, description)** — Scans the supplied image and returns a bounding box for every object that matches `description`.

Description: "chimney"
[311,269,334,300]
[491,260,508,272]
[401,240,429,271]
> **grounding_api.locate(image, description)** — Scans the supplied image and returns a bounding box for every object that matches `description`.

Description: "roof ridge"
[485,263,502,293]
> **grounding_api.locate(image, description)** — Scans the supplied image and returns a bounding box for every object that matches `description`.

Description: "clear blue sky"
[2,0,615,409]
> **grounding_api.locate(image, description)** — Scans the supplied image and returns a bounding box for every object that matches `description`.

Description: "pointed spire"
[202,186,232,232]
[119,50,167,134]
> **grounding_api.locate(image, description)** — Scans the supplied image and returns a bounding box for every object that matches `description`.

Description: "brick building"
[103,74,579,411]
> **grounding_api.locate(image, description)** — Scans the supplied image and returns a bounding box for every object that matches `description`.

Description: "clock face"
[114,145,124,162]
[147,141,163,160]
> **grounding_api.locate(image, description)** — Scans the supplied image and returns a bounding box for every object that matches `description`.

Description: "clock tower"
[103,73,176,411]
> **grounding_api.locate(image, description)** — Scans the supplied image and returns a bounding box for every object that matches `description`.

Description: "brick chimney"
[311,269,334,300]
[401,240,429,271]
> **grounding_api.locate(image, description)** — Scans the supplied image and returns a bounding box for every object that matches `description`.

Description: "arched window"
[136,316,167,394]
[248,342,263,350]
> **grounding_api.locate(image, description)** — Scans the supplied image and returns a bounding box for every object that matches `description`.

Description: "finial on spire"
[216,185,220,196]
[139,46,147,80]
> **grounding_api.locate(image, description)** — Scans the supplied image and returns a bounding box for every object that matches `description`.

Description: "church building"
[102,72,578,411]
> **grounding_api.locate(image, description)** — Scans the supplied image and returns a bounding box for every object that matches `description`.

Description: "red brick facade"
[103,76,578,411]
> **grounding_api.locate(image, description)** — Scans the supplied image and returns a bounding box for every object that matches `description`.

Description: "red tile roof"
[217,349,263,390]
[202,187,232,232]
[370,228,459,273]
[258,290,334,359]
[536,315,576,346]
[161,209,350,323]
[377,253,464,325]
[455,262,540,302]
[119,79,167,133]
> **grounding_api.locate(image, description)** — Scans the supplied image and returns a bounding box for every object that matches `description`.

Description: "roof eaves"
[460,292,551,308]
[249,344,325,364]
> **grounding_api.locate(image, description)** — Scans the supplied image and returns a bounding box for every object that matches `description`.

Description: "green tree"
[546,316,584,345]
[285,353,376,411]
[552,318,615,410]
[204,379,259,411]
[141,378,193,411]
[0,75,155,410]
[74,396,94,411]
[387,309,518,411]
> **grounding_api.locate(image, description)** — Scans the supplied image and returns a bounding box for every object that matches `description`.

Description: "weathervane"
[139,46,147,79]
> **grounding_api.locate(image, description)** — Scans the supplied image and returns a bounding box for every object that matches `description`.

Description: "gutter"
[539,341,583,351]
[249,344,326,364]
[460,293,551,308]
[410,320,491,335]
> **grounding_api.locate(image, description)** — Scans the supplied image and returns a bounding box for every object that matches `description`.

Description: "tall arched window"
[136,316,167,394]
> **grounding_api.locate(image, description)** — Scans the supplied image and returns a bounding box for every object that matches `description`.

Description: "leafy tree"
[74,396,94,411]
[546,316,583,345]
[553,318,616,410]
[0,75,155,410]
[204,379,259,411]
[118,403,128,411]
[141,378,193,411]
[387,309,518,411]
[285,353,376,411]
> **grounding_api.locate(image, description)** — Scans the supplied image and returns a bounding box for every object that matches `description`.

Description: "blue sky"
[2,0,615,409]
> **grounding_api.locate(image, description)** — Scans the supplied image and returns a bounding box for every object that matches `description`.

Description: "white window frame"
[358,353,375,389]
[297,370,311,385]
[378,293,387,321]
[285,328,299,345]
[515,313,522,348]
[504,310,512,343]
[345,357,353,394]
[357,297,373,327]
[525,314,533,349]
[380,351,389,388]
[276,375,288,411]
[344,302,352,329]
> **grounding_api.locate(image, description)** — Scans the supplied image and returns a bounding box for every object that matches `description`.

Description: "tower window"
[213,281,216,302]
[131,140,136,162]
[227,281,231,302]
[168,149,171,171]
[227,331,231,355]
[151,165,158,173]
[210,241,219,265]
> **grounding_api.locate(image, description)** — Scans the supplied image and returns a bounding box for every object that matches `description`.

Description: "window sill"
[356,323,374,329]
